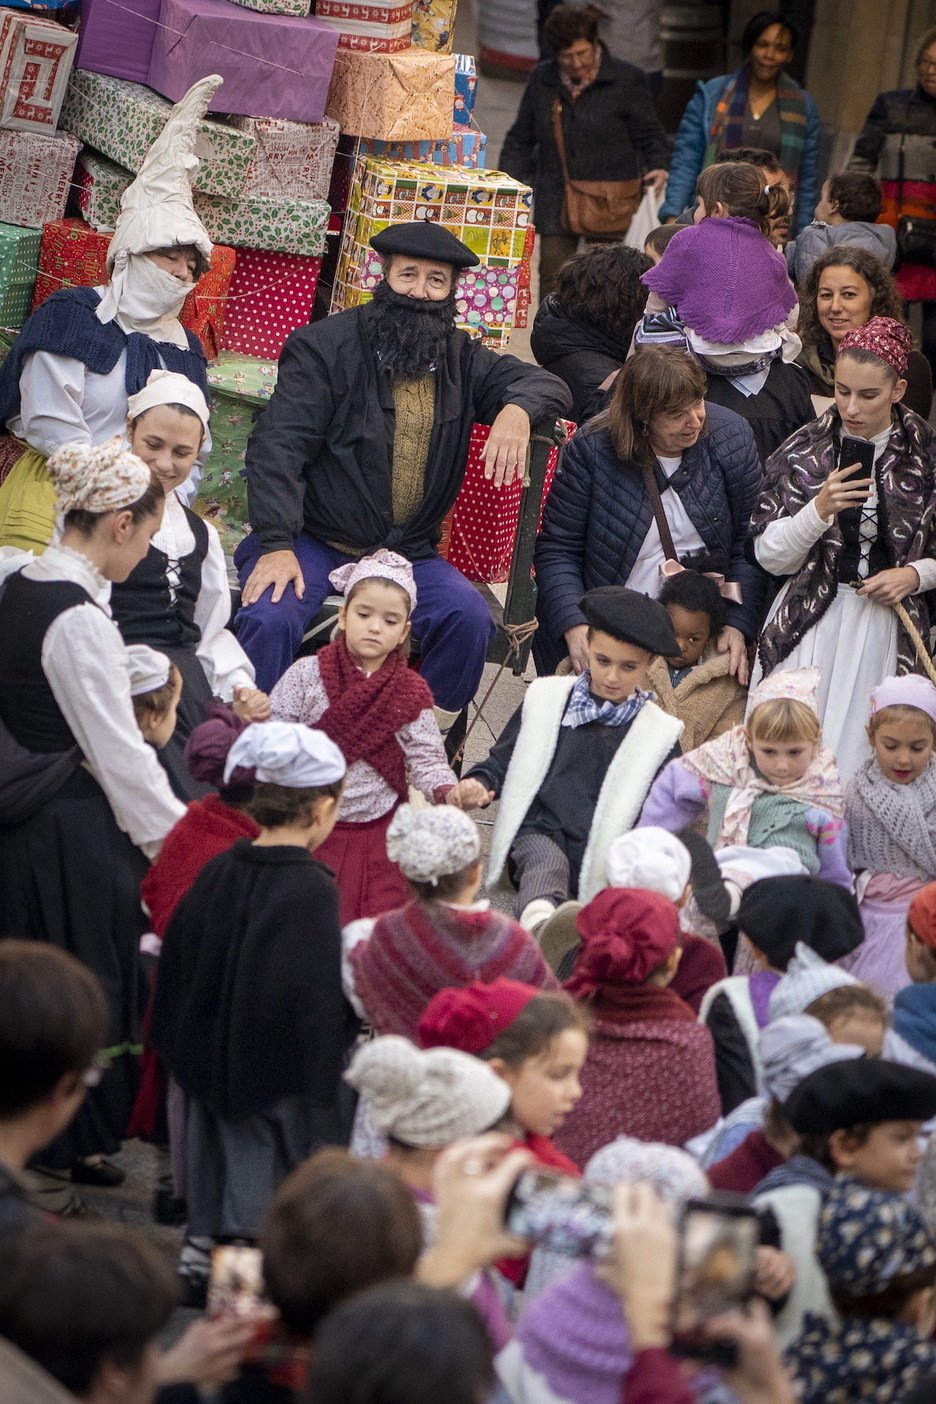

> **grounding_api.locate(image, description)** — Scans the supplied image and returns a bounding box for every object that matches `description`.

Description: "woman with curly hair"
[530,244,652,421]
[795,245,933,419]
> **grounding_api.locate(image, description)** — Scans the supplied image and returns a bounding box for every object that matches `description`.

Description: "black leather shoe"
[71,1157,126,1187]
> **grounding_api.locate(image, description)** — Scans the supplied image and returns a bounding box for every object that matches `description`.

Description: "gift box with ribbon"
[195,352,278,558]
[146,0,341,124]
[0,129,81,227]
[0,9,78,132]
[59,70,257,199]
[317,0,414,52]
[75,148,131,232]
[324,47,454,140]
[74,0,162,84]
[411,0,456,52]
[226,114,339,200]
[453,52,476,126]
[327,126,485,216]
[219,247,322,359]
[0,222,41,328]
[194,192,330,256]
[30,218,236,358]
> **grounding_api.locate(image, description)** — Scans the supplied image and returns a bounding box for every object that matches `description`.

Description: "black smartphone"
[503,1168,614,1257]
[670,1197,760,1365]
[839,435,875,479]
[207,1244,267,1319]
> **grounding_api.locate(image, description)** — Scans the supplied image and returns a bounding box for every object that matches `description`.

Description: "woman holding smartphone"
[749,317,936,780]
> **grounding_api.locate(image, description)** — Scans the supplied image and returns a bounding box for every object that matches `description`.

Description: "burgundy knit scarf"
[587,984,697,1026]
[316,637,433,799]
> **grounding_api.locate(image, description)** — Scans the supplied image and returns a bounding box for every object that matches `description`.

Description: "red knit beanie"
[565,888,680,996]
[417,978,540,1054]
[909,882,936,950]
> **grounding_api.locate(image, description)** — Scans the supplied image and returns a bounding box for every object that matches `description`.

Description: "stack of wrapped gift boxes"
[0,0,532,552]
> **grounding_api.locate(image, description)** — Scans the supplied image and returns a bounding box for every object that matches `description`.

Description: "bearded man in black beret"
[234,220,571,713]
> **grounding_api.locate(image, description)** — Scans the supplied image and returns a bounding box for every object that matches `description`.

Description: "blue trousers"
[233,533,495,710]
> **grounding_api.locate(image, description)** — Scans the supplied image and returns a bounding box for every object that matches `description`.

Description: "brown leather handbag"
[551,96,642,239]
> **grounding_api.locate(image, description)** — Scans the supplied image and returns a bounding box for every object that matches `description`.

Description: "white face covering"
[96,252,194,348]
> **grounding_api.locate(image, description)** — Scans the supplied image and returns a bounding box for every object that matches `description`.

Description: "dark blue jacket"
[533,401,766,660]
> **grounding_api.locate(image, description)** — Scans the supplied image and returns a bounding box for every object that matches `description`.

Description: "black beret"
[785,1058,936,1134]
[737,876,864,970]
[580,587,678,657]
[369,220,479,268]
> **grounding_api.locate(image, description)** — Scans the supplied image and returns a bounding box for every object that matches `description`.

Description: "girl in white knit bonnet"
[843,674,936,998]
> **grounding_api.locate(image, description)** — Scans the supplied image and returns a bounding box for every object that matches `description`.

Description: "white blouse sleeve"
[14,352,92,456]
[754,498,832,576]
[41,603,186,857]
[912,560,936,593]
[193,520,255,702]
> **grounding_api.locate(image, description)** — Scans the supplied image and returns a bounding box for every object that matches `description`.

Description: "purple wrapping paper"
[74,0,161,83]
[146,0,340,122]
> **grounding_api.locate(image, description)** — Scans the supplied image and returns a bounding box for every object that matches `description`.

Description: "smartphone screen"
[839,435,875,479]
[504,1169,614,1257]
[670,1199,759,1363]
[207,1244,267,1319]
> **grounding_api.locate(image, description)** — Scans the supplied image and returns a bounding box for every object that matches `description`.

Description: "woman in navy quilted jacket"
[533,344,765,678]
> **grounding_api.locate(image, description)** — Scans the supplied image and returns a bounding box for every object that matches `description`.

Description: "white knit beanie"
[605,828,692,903]
[345,1036,510,1147]
[585,1136,708,1204]
[386,804,480,885]
[768,942,859,1021]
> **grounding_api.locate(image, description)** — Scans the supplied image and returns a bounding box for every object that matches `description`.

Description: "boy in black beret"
[447,586,683,961]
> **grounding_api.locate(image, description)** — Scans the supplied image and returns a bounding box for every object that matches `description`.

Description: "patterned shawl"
[846,756,936,879]
[681,724,846,846]
[703,65,807,189]
[752,405,936,677]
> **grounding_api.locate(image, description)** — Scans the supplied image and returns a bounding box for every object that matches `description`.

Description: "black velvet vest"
[0,574,92,751]
[111,506,209,648]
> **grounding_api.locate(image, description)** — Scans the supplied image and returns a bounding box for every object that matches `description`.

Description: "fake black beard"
[368,278,458,379]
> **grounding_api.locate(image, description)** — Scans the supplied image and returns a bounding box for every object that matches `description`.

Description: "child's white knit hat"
[768,941,859,1021]
[386,803,480,885]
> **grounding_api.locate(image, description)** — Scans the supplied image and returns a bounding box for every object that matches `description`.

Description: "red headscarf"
[417,978,540,1053]
[910,882,936,950]
[838,316,912,379]
[565,888,680,996]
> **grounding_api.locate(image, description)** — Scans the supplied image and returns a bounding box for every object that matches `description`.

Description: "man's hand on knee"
[446,779,495,809]
[241,549,305,607]
[482,404,531,489]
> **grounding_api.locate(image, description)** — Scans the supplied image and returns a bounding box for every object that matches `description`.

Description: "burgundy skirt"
[316,808,409,926]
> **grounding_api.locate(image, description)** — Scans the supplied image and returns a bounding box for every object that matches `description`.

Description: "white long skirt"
[749,584,897,782]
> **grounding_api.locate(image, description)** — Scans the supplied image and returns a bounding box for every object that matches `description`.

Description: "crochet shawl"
[703,65,807,188]
[514,1262,631,1404]
[316,637,433,801]
[0,286,208,426]
[751,405,936,677]
[681,724,845,846]
[349,899,557,1037]
[846,756,936,879]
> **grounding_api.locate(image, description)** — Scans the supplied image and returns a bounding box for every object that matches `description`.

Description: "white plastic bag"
[625,186,661,249]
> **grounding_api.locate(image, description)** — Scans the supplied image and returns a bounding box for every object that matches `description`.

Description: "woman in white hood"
[0,76,219,555]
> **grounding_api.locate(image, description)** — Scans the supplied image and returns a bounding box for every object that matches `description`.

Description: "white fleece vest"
[487,677,683,904]
[698,977,764,1093]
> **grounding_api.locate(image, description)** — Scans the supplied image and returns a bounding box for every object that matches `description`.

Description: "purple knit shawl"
[515,1263,632,1404]
[641,217,796,344]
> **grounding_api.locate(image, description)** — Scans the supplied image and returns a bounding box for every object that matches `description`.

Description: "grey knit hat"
[345,1036,510,1147]
[386,804,480,885]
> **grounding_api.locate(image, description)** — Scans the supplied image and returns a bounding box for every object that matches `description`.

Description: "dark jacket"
[499,49,671,239]
[532,401,766,662]
[530,294,633,423]
[244,303,571,559]
[702,360,815,464]
[848,86,936,185]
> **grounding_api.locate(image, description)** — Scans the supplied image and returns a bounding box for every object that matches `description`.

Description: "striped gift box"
[317,0,413,52]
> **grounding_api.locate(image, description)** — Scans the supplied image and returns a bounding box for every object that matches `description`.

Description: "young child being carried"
[343,805,557,1039]
[270,550,456,924]
[640,666,850,884]
[447,586,683,956]
[646,566,748,752]
[844,674,936,998]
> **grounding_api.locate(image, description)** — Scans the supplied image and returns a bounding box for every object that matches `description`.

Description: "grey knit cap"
[345,1036,510,1147]
[585,1136,709,1205]
[386,803,480,885]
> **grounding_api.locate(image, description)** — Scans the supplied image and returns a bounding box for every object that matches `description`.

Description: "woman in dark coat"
[847,25,936,378]
[499,4,670,302]
[530,244,651,423]
[533,345,765,678]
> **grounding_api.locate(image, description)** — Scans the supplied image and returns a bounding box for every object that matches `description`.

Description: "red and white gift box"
[0,10,78,133]
[220,247,322,359]
[0,128,81,227]
[227,114,340,200]
[439,421,573,583]
[317,0,413,52]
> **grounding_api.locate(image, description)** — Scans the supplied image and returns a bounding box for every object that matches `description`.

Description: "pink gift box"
[220,246,322,358]
[74,0,161,84]
[147,0,340,123]
[0,10,78,133]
